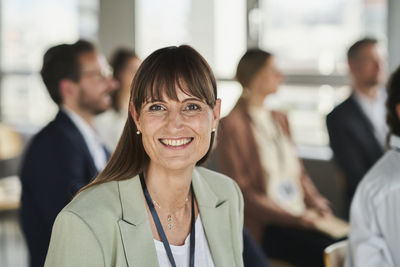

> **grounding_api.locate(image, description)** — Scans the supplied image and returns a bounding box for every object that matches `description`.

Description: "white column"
[388,0,400,73]
[98,0,135,58]
[189,0,216,67]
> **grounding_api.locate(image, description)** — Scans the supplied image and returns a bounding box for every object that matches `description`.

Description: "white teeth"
[161,138,192,147]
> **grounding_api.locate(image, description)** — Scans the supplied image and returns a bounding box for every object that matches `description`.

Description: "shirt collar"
[353,87,386,106]
[390,134,400,150]
[61,106,97,141]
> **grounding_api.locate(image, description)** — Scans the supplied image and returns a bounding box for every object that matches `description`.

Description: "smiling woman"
[134,89,218,172]
[44,45,244,267]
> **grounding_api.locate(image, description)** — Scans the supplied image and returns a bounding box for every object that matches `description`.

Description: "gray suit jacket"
[45,167,244,267]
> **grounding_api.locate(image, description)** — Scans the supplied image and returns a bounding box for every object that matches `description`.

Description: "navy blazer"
[19,110,99,267]
[326,94,384,199]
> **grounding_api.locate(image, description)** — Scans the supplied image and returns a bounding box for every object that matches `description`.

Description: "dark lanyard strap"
[140,173,195,267]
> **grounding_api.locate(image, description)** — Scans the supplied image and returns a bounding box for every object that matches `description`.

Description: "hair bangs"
[134,46,217,110]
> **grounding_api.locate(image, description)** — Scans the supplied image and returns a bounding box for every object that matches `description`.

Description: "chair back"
[324,240,348,267]
[0,124,22,161]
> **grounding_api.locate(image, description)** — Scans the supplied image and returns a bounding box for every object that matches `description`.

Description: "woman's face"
[249,56,283,97]
[131,89,221,172]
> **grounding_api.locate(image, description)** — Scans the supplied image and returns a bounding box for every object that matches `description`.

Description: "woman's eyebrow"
[145,99,167,104]
[181,98,202,103]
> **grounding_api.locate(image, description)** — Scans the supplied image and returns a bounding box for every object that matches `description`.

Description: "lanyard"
[140,173,196,267]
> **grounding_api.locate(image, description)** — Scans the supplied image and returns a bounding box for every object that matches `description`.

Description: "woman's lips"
[159,137,193,147]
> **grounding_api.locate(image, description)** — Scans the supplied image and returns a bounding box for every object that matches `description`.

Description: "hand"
[309,195,332,217]
[296,214,317,230]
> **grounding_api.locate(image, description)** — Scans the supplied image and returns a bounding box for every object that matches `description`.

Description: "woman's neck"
[247,89,266,108]
[144,163,194,211]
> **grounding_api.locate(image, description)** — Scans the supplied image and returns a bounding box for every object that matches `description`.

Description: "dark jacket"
[19,110,98,267]
[326,94,384,200]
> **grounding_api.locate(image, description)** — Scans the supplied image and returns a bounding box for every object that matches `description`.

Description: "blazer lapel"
[348,95,384,153]
[116,171,237,267]
[192,170,236,267]
[117,177,159,267]
[56,110,98,179]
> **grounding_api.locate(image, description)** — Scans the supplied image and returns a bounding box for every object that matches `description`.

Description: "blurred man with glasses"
[19,40,117,267]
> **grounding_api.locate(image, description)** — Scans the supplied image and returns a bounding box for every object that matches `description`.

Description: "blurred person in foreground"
[216,49,345,267]
[345,66,400,267]
[327,38,387,204]
[19,40,117,267]
[44,45,244,267]
[96,48,141,151]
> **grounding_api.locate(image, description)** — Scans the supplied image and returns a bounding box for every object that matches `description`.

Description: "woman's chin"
[156,158,198,172]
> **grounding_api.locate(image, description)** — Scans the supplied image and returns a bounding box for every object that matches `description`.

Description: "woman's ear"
[129,102,141,132]
[212,99,222,130]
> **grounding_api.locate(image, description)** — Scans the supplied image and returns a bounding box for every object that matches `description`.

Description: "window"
[254,0,387,150]
[135,0,247,116]
[0,0,99,127]
[259,0,387,75]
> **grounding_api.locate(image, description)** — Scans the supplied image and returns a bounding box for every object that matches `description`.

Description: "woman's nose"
[167,109,184,130]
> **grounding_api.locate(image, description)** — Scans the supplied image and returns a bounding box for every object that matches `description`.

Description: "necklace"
[152,194,190,230]
[139,173,196,267]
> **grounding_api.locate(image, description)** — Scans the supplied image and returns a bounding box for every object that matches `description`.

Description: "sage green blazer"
[44,167,244,267]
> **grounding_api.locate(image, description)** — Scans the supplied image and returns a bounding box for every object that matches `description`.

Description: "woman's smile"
[159,137,194,148]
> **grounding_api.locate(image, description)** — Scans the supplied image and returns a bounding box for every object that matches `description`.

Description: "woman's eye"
[186,103,201,111]
[149,104,164,111]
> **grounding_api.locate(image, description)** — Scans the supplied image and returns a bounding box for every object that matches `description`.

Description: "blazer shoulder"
[21,121,73,169]
[327,96,355,120]
[63,181,122,223]
[27,113,78,152]
[196,166,235,183]
[195,167,241,197]
[29,119,63,144]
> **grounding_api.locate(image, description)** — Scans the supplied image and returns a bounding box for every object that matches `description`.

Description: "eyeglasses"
[80,66,113,81]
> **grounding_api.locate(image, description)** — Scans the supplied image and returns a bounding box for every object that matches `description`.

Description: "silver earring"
[136,130,141,135]
[212,128,216,132]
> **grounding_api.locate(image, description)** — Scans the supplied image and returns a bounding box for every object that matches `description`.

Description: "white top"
[62,107,108,171]
[249,107,305,215]
[154,215,215,267]
[95,109,127,151]
[345,135,400,267]
[353,88,388,148]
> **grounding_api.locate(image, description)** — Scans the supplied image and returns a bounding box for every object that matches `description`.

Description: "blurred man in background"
[345,65,400,267]
[326,38,387,207]
[19,40,116,267]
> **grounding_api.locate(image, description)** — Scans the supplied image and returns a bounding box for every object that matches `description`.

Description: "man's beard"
[78,89,110,115]
[363,78,380,88]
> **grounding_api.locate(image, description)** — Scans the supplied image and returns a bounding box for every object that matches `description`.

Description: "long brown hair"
[80,45,217,192]
[386,65,400,138]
